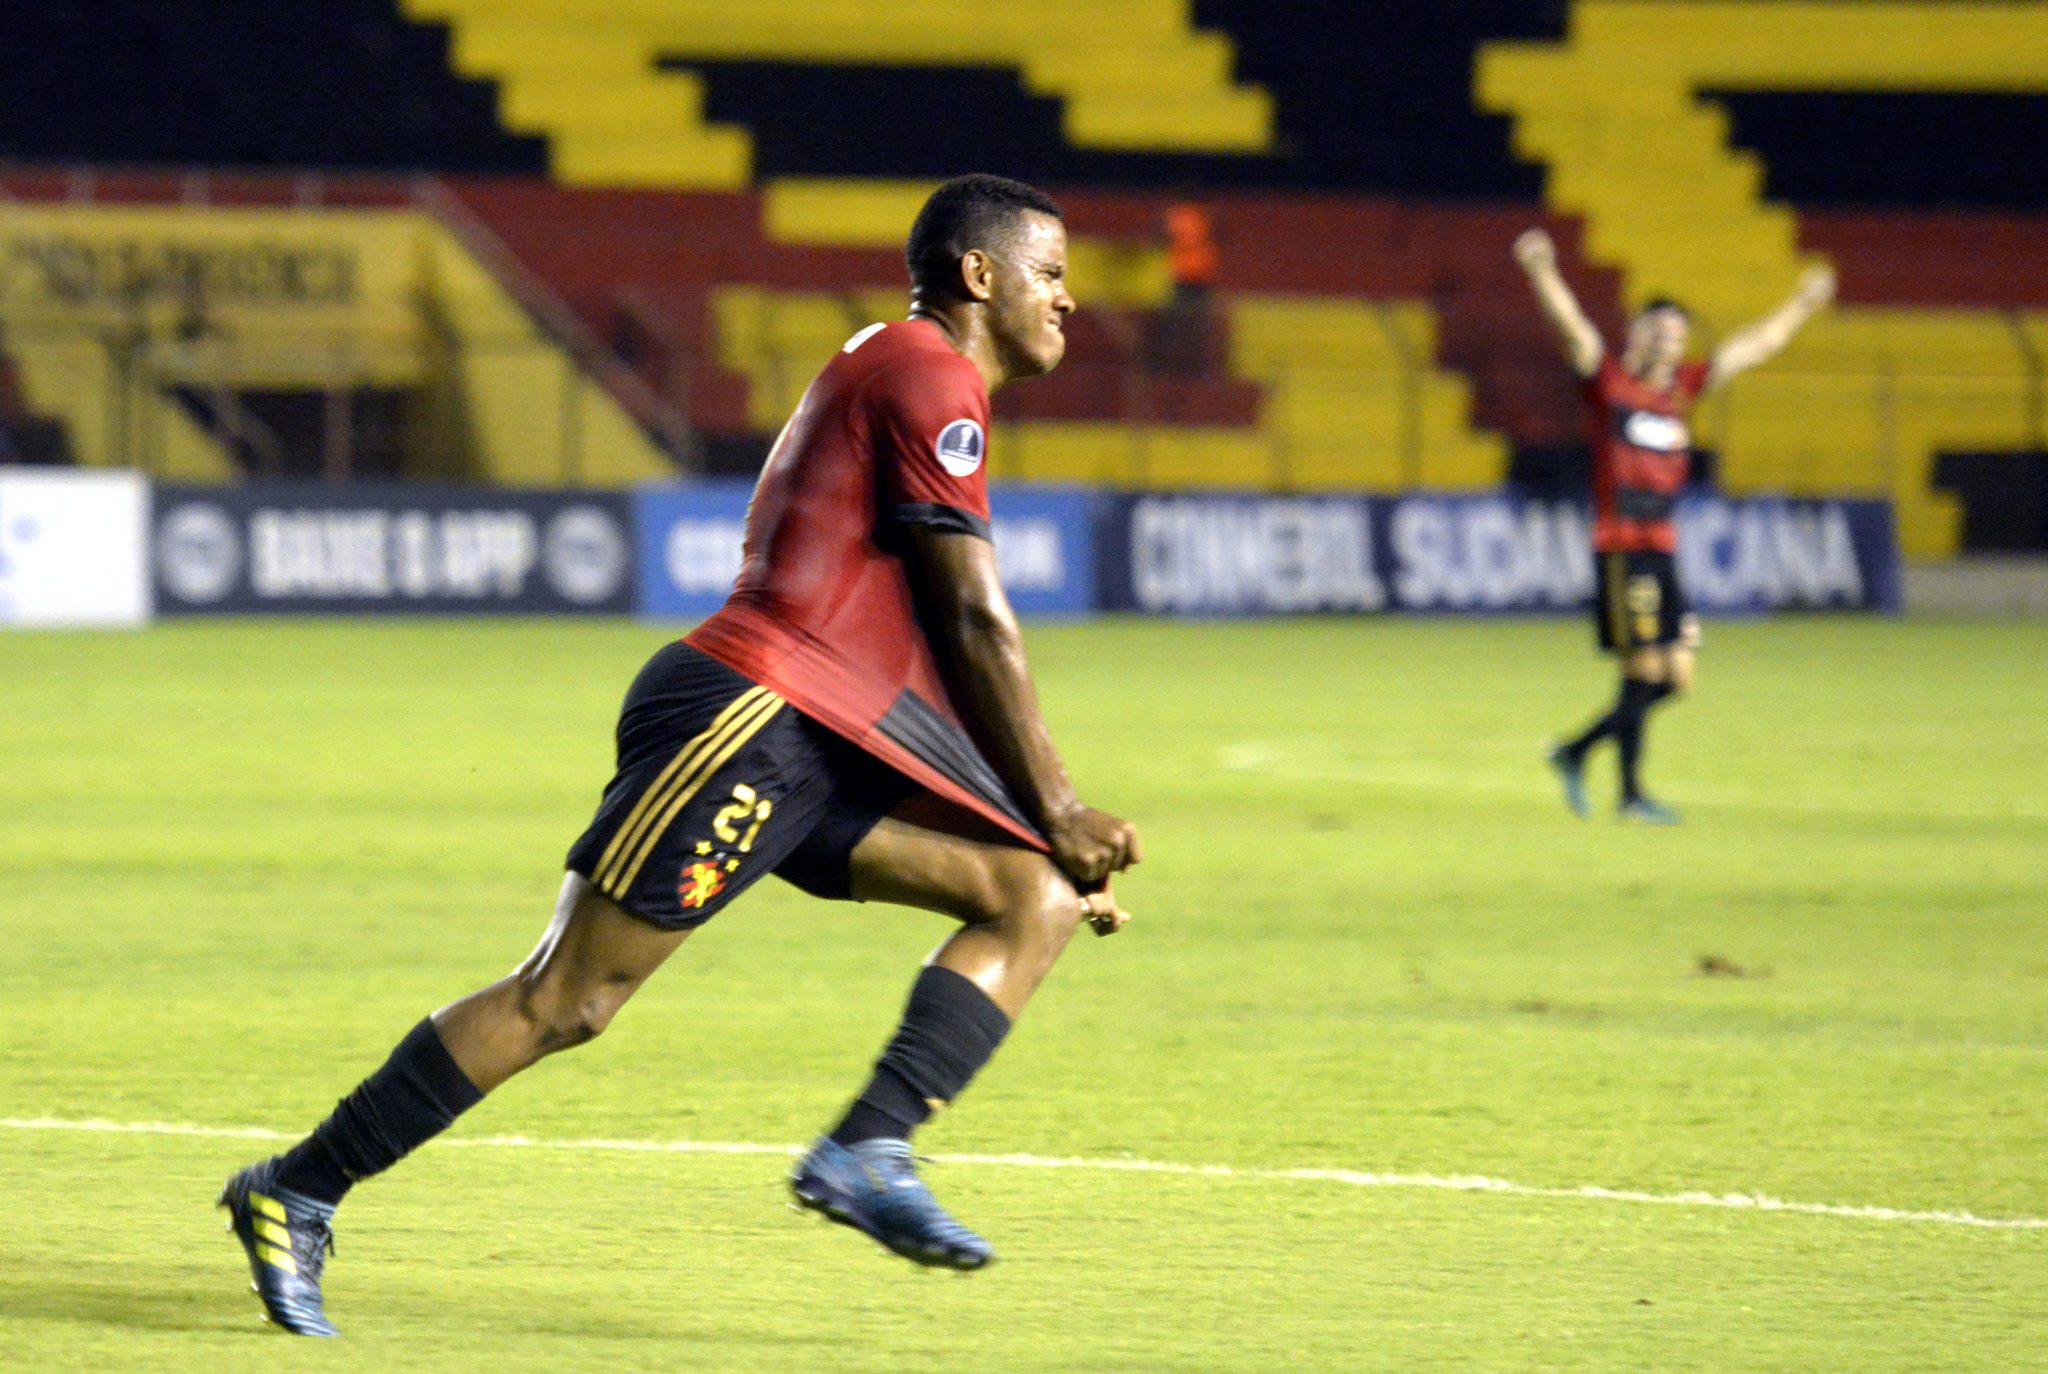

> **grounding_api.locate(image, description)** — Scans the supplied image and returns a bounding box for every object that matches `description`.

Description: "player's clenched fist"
[1047,803,1141,890]
[1795,263,1836,310]
[1513,228,1556,272]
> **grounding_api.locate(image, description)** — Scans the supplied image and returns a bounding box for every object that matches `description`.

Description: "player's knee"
[1001,862,1085,953]
[959,853,1079,944]
[511,968,625,1055]
[1666,655,1695,696]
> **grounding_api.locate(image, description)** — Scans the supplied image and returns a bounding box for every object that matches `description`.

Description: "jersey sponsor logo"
[934,419,985,477]
[842,322,887,354]
[1619,409,1689,452]
[1613,486,1677,524]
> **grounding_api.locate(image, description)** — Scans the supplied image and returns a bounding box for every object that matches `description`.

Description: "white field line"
[6,1115,2044,1233]
[1216,742,2048,823]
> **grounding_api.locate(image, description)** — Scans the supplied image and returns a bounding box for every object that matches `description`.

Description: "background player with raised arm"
[218,175,1140,1336]
[1513,228,1834,822]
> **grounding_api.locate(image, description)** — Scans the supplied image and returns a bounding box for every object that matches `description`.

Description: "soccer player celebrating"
[219,174,1140,1335]
[1513,228,1834,822]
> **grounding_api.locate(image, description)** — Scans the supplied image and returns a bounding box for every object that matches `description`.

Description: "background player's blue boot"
[1619,796,1681,825]
[1545,744,1590,818]
[218,1157,340,1336]
[790,1136,994,1270]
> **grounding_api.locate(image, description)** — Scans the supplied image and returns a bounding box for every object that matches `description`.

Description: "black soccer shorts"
[1593,549,1689,652]
[565,641,917,930]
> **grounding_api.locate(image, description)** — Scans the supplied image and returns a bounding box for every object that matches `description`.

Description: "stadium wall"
[0,191,682,486]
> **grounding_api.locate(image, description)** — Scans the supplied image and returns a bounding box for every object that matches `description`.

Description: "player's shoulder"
[841,319,972,375]
[844,320,986,413]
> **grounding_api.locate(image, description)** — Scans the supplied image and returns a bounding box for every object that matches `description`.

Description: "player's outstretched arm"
[903,525,1141,889]
[1710,264,1836,385]
[1513,228,1604,378]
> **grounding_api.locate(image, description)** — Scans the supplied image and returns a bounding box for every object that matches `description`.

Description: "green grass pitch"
[2,614,2043,1372]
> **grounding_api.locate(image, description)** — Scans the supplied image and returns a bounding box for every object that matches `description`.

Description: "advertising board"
[0,467,150,627]
[1099,491,1899,616]
[152,484,634,614]
[635,482,1097,621]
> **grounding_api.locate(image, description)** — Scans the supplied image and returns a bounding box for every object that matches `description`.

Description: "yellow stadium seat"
[404,0,1273,187]
[1478,0,2048,556]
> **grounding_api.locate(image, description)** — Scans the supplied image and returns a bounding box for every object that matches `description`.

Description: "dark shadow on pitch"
[0,1269,253,1335]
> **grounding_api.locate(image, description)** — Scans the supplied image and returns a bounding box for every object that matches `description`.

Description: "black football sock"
[1562,694,1624,762]
[272,1018,484,1206]
[830,966,1012,1147]
[1614,679,1674,802]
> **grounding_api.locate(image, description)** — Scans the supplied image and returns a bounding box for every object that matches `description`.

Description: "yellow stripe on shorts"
[595,687,785,897]
[1603,552,1629,648]
[589,686,775,885]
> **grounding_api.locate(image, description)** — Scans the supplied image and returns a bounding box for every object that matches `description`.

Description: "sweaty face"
[984,211,1075,379]
[1626,307,1690,376]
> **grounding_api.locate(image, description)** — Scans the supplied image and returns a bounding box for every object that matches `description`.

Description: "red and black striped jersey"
[1583,354,1712,554]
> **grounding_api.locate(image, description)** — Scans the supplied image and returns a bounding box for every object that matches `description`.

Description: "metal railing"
[0,312,623,484]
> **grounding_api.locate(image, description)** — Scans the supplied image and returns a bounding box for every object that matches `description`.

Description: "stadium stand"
[0,170,680,485]
[0,339,72,465]
[406,0,1274,188]
[1478,0,2048,555]
[440,178,1599,488]
[5,1,2048,550]
[0,2,543,175]
[1712,90,2048,213]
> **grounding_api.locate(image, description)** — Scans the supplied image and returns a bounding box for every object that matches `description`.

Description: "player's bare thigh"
[1620,641,1696,694]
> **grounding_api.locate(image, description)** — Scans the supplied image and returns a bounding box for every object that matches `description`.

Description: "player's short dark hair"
[1636,296,1691,322]
[906,174,1063,302]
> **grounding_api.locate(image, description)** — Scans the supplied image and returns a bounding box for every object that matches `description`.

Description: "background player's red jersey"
[1583,354,1712,554]
[686,319,1046,849]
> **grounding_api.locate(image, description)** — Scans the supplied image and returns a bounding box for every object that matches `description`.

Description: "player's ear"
[958,248,997,303]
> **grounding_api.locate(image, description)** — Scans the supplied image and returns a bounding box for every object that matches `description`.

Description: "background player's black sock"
[272,1017,484,1206]
[1562,690,1625,761]
[830,966,1012,1147]
[1614,679,1674,802]
[1564,676,1665,765]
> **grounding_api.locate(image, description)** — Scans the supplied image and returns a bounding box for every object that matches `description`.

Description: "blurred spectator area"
[0,336,74,465]
[3,2,2048,552]
[0,2,544,175]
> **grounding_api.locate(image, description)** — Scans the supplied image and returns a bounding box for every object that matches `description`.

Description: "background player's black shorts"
[1593,549,1689,652]
[565,641,916,931]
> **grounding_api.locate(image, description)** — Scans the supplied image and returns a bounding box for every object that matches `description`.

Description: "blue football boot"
[218,1158,340,1336]
[1619,795,1682,825]
[1546,744,1590,818]
[790,1137,994,1270]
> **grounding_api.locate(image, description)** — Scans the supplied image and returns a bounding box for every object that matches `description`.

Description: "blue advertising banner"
[1673,495,1899,614]
[634,480,754,622]
[152,485,635,614]
[1099,491,1898,616]
[635,482,1098,620]
[145,483,1897,619]
[988,485,1097,616]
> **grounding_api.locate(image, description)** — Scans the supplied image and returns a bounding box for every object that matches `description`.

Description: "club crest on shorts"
[679,860,729,910]
[934,419,985,477]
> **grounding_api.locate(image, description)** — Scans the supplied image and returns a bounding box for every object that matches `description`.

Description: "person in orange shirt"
[1147,199,1220,375]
